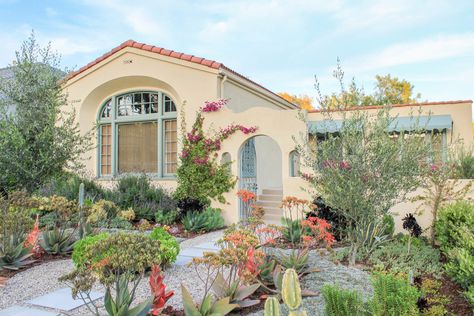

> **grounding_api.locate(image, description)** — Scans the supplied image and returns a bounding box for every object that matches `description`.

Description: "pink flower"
[430,164,439,172]
[201,99,229,112]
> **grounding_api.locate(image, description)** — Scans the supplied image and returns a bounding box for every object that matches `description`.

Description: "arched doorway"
[239,135,282,220]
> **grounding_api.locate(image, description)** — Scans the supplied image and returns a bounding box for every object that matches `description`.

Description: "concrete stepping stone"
[194,241,220,250]
[179,247,215,258]
[27,288,103,311]
[0,305,59,316]
[174,255,193,266]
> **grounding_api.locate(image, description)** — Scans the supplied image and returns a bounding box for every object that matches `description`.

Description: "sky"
[0,0,473,106]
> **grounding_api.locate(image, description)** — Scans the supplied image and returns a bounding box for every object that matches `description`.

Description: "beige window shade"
[164,119,177,174]
[100,124,112,175]
[118,122,158,173]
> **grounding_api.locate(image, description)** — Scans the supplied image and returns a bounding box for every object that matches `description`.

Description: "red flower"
[149,265,174,315]
[237,189,257,203]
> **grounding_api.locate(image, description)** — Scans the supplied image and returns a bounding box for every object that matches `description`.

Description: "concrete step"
[264,218,281,226]
[262,189,283,195]
[263,213,283,222]
[256,200,281,208]
[258,194,282,202]
[262,207,282,215]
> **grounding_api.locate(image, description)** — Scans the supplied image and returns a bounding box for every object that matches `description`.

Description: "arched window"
[289,150,300,177]
[221,152,232,173]
[97,91,177,177]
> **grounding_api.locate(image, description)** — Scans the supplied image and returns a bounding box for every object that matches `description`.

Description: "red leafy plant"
[24,215,44,258]
[149,265,174,315]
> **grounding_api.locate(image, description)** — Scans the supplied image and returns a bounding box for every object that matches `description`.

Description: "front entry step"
[257,188,283,224]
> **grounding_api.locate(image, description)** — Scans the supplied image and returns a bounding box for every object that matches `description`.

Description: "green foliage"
[435,201,474,252]
[369,273,420,316]
[419,278,450,316]
[72,233,109,268]
[281,268,308,316]
[465,286,474,309]
[149,227,180,265]
[155,210,176,225]
[0,204,34,238]
[444,246,474,290]
[39,172,106,201]
[452,146,474,179]
[61,232,160,316]
[0,234,34,271]
[107,175,176,221]
[276,249,316,277]
[104,274,151,316]
[322,284,366,316]
[0,33,92,193]
[182,207,225,232]
[155,209,178,225]
[368,239,442,277]
[300,108,429,265]
[181,284,238,316]
[99,217,133,230]
[40,227,76,255]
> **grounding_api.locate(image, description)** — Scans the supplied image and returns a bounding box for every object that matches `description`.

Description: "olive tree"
[297,66,431,265]
[0,33,92,193]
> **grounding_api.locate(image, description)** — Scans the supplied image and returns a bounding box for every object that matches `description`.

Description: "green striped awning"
[388,115,452,132]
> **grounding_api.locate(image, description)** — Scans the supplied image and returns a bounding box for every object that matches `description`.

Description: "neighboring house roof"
[308,100,473,113]
[65,40,298,109]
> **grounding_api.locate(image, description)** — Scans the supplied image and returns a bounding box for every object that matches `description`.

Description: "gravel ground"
[249,248,373,316]
[0,229,224,315]
[0,230,372,316]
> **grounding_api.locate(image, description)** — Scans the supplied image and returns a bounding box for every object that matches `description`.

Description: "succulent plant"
[264,296,280,316]
[40,227,76,255]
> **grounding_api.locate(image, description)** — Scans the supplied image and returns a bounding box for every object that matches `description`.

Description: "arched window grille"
[97,91,177,177]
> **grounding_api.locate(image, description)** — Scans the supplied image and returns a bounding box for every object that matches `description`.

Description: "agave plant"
[182,284,237,316]
[40,227,76,255]
[0,234,35,270]
[211,272,260,308]
[276,249,320,277]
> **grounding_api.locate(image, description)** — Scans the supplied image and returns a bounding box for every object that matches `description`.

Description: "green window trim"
[97,90,178,179]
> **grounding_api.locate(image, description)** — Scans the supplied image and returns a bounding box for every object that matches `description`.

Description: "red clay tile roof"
[66,40,297,108]
[308,100,473,113]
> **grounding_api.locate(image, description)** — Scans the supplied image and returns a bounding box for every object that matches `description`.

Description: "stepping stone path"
[27,288,103,311]
[0,306,59,316]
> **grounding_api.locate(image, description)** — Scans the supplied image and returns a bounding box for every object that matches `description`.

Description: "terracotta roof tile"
[65,40,297,108]
[308,100,473,113]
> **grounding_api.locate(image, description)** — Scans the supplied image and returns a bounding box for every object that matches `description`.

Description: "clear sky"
[0,0,473,105]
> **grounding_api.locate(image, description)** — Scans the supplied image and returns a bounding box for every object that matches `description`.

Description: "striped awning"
[307,120,343,134]
[388,115,452,132]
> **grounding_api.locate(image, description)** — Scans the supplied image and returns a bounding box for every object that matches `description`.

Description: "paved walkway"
[0,232,222,316]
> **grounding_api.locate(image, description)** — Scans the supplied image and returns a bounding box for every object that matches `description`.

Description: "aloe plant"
[277,249,320,277]
[40,227,76,255]
[211,272,260,308]
[182,284,237,316]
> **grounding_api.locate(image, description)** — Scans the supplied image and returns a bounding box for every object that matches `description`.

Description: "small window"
[100,124,112,175]
[221,152,232,173]
[164,95,176,113]
[164,119,178,175]
[289,150,300,177]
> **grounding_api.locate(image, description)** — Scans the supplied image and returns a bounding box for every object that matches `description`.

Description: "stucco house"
[64,40,473,231]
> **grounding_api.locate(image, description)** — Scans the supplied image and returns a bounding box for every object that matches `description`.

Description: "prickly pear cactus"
[264,296,281,316]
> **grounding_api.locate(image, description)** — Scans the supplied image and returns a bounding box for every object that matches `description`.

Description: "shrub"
[72,233,109,268]
[453,147,474,179]
[150,227,180,265]
[322,284,366,316]
[368,239,442,277]
[38,172,106,201]
[369,273,420,316]
[107,175,176,221]
[86,200,119,224]
[444,246,474,290]
[182,207,225,232]
[155,209,178,225]
[435,201,474,252]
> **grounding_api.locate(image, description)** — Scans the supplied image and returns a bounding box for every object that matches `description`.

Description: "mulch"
[436,275,473,316]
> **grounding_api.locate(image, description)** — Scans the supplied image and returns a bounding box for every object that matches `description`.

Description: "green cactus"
[282,268,303,310]
[264,296,281,316]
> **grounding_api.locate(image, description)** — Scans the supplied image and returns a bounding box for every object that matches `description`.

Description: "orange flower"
[237,189,257,203]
